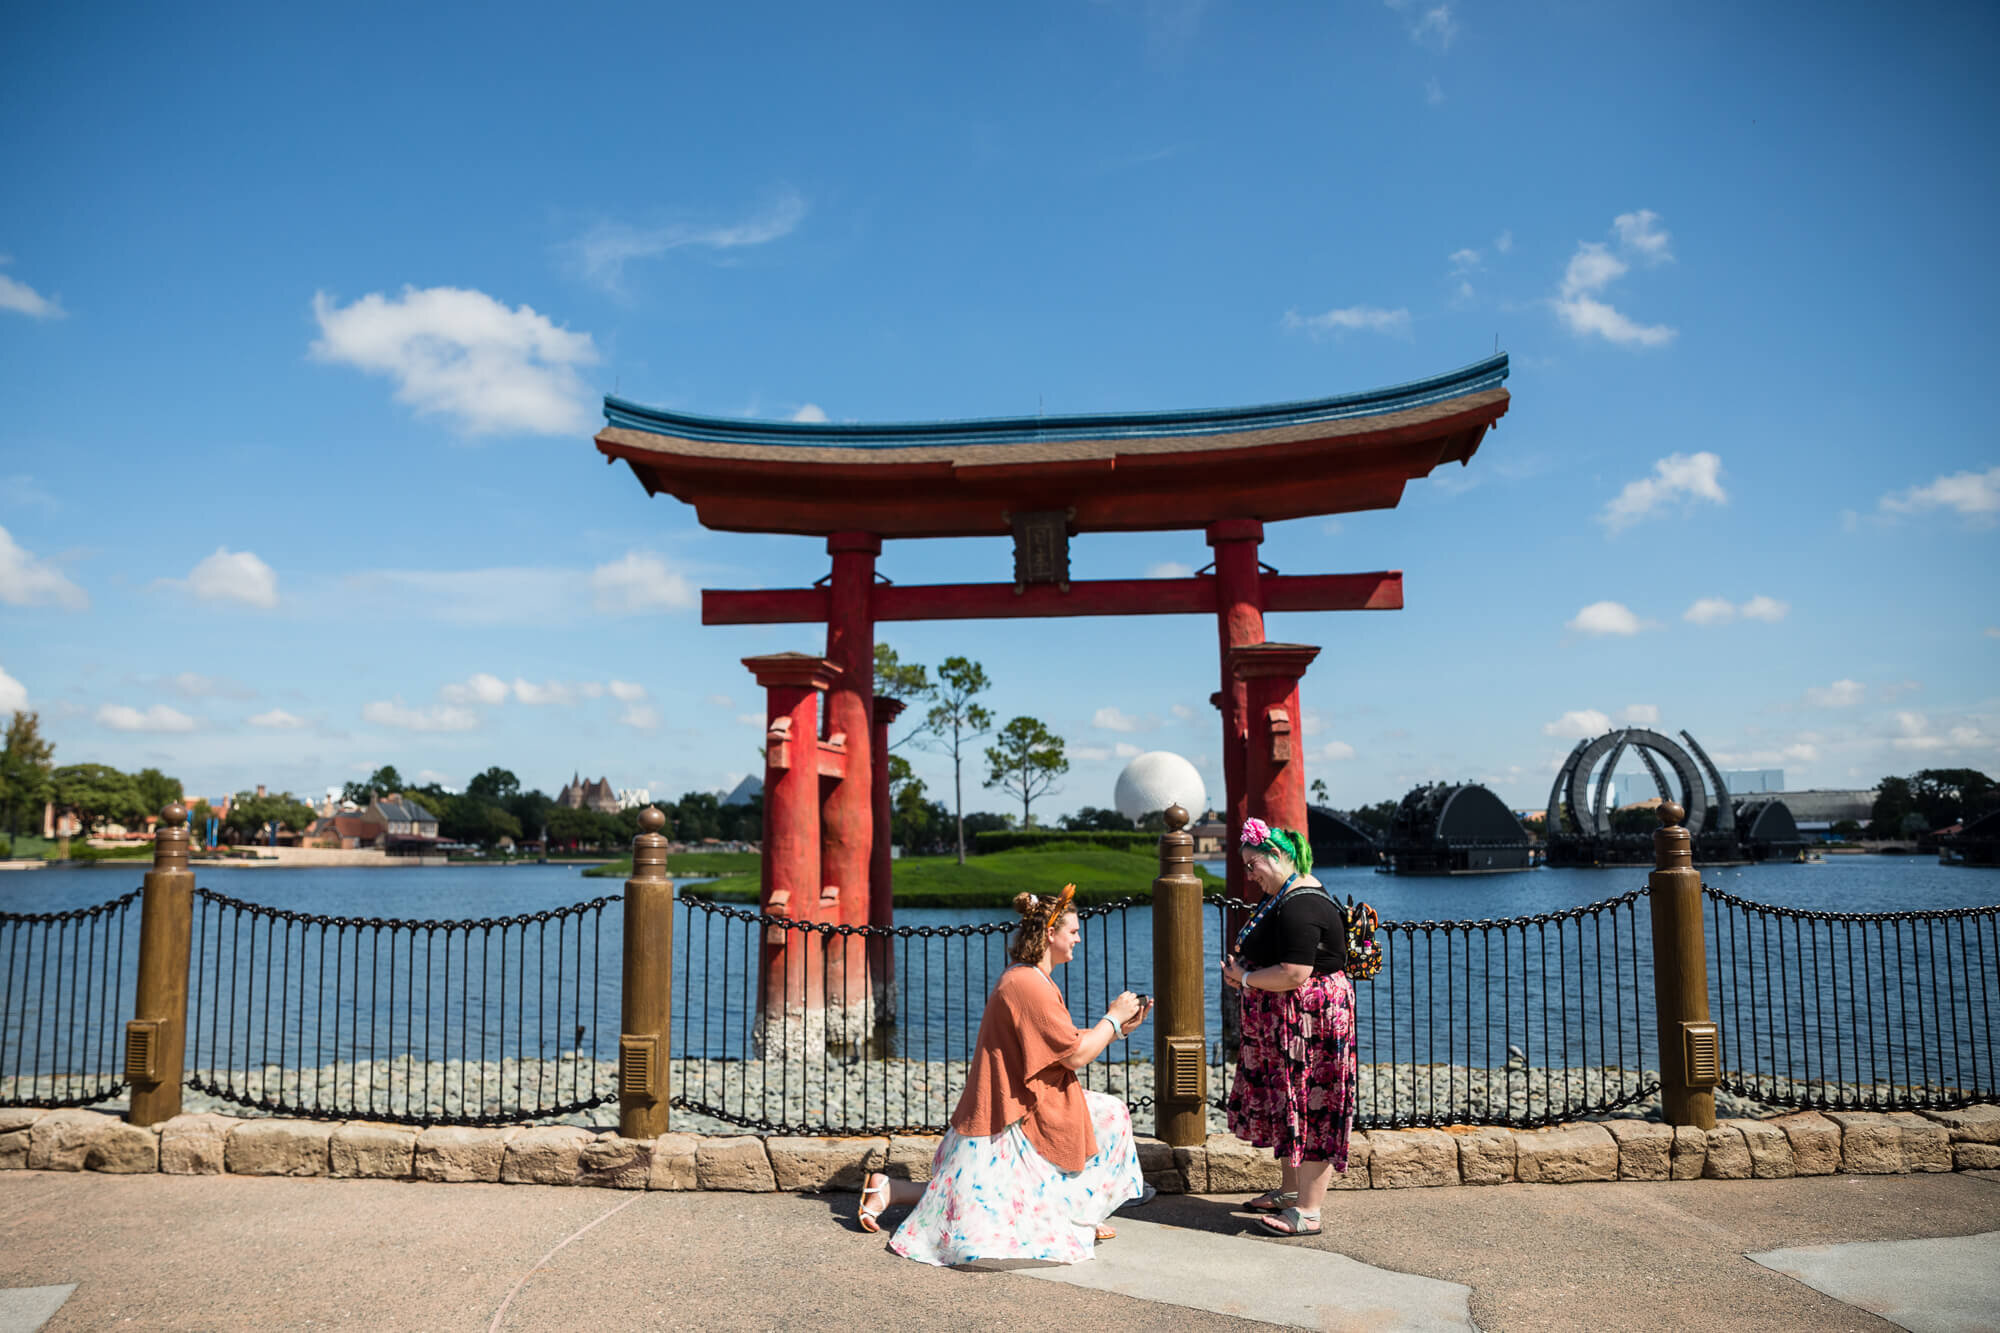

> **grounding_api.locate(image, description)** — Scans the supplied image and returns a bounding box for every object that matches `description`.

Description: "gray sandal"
[1244,1189,1298,1214]
[1258,1206,1322,1237]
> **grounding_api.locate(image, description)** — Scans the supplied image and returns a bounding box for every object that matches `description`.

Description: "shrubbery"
[970,829,1156,854]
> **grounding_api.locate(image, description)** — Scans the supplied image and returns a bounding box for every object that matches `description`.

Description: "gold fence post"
[619,807,674,1138]
[1152,804,1207,1147]
[1647,800,1718,1129]
[127,802,193,1126]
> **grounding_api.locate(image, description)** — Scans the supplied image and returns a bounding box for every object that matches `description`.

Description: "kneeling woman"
[859,885,1151,1265]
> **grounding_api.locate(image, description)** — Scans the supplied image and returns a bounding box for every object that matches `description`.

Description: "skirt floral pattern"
[888,1089,1144,1267]
[1227,970,1359,1169]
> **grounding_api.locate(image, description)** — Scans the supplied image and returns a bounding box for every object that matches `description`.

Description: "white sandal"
[857,1172,892,1233]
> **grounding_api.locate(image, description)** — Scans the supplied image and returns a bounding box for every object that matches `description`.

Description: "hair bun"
[1011,892,1039,919]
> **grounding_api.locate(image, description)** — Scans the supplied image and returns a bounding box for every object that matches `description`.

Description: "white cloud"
[1805,679,1865,709]
[707,693,734,709]
[609,680,647,703]
[1425,77,1445,105]
[1170,703,1195,721]
[310,286,598,437]
[1113,742,1142,759]
[1567,601,1643,636]
[98,703,196,733]
[1146,562,1193,579]
[568,192,806,293]
[590,551,696,614]
[248,708,306,729]
[1449,248,1481,274]
[1618,704,1659,725]
[1494,230,1513,254]
[1612,210,1674,263]
[165,672,255,700]
[1321,740,1357,761]
[0,524,88,609]
[1599,452,1726,532]
[1684,593,1787,624]
[1740,595,1789,622]
[1390,1,1458,48]
[513,678,578,707]
[1552,214,1677,347]
[1283,306,1412,338]
[176,548,279,609]
[1544,709,1612,739]
[1684,597,1736,625]
[0,665,26,711]
[1070,745,1112,762]
[361,699,479,732]
[1879,465,2000,527]
[0,259,65,319]
[790,403,829,423]
[619,704,661,731]
[736,712,764,727]
[1093,706,1152,733]
[1301,710,1324,737]
[1985,627,2000,639]
[441,673,511,705]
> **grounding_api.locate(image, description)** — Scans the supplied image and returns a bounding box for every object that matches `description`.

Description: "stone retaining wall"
[3,1104,1994,1194]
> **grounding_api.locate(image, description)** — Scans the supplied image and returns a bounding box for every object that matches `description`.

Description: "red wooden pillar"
[823,532,878,1043]
[744,652,841,1054]
[1207,519,1266,901]
[1229,642,1320,845]
[869,695,906,1019]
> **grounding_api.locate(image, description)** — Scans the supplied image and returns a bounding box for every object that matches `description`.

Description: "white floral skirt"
[887,1089,1144,1267]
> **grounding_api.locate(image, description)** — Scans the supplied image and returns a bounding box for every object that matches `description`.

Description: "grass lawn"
[594,845,1217,908]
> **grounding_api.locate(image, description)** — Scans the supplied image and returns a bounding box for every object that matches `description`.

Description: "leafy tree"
[674,790,722,842]
[546,804,607,849]
[401,785,447,818]
[226,790,316,844]
[51,763,144,837]
[508,789,554,844]
[983,716,1068,826]
[891,771,950,853]
[1310,778,1330,805]
[1909,768,1996,830]
[130,767,183,820]
[1830,819,1862,841]
[1062,806,1134,832]
[0,711,56,836]
[962,811,1014,837]
[467,767,521,804]
[924,657,993,864]
[873,645,935,750]
[1868,777,1915,840]
[1349,800,1402,835]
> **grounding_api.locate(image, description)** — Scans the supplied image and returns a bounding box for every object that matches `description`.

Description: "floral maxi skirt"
[1227,971,1359,1170]
[888,1089,1144,1267]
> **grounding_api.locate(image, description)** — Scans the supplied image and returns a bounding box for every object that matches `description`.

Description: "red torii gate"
[595,355,1510,1043]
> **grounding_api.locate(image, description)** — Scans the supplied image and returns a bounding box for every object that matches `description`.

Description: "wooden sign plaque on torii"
[592,354,1510,1029]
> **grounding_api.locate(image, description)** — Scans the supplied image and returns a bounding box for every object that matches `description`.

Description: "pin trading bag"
[1343,895,1383,982]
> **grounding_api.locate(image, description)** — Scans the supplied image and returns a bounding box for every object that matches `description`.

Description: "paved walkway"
[1,1170,1996,1331]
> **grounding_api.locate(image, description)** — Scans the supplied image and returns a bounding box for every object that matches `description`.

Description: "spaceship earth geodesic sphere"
[1113,751,1208,823]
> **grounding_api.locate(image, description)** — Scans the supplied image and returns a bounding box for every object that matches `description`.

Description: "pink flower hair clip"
[1239,817,1271,847]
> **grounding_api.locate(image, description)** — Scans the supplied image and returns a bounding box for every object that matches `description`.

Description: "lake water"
[4,855,1994,1123]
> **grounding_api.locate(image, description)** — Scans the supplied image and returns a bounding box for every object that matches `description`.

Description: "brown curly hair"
[1007,889,1076,965]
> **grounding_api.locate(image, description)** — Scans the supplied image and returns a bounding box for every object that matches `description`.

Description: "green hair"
[1257,825,1313,876]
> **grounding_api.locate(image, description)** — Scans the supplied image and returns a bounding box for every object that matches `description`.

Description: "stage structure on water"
[593,354,1511,1058]
[1545,725,1808,867]
[1377,782,1535,875]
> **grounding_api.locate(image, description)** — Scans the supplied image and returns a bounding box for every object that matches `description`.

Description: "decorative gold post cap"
[154,800,190,872]
[638,806,667,835]
[1653,800,1692,871]
[1165,804,1189,831]
[162,801,188,827]
[631,806,671,881]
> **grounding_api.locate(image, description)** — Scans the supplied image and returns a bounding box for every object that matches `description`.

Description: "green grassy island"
[583,843,1216,908]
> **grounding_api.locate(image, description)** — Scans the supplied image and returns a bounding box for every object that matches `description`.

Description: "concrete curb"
[2,1102,1995,1192]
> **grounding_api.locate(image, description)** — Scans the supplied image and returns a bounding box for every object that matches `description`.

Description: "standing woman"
[1222,817,1359,1237]
[857,884,1152,1265]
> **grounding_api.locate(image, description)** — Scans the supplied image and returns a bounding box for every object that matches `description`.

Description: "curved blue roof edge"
[602,353,1507,450]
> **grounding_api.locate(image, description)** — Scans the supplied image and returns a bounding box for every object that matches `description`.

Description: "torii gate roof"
[595,353,1509,538]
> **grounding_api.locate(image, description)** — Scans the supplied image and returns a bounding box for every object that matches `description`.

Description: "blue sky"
[2,1,1996,818]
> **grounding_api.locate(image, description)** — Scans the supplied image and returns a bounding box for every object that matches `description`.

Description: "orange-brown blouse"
[949,965,1096,1172]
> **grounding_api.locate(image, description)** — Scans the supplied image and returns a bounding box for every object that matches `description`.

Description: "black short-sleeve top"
[1239,885,1347,975]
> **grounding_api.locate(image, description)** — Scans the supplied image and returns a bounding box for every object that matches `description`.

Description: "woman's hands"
[1106,991,1146,1030]
[1222,955,1247,990]
[1115,994,1153,1037]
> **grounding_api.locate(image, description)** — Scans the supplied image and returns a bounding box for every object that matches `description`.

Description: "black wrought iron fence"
[670,893,1145,1135]
[184,888,622,1125]
[1206,891,1659,1129]
[1704,887,1998,1111]
[0,890,139,1108]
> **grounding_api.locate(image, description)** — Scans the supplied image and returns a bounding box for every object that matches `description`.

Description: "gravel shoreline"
[6,1056,1857,1133]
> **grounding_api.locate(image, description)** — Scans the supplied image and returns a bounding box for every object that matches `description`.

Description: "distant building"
[1720,769,1786,795]
[557,774,620,814]
[615,788,653,811]
[363,794,441,853]
[1744,789,1876,839]
[719,774,764,807]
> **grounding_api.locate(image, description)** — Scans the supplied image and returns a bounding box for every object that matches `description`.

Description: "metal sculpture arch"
[1547,727,1734,839]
